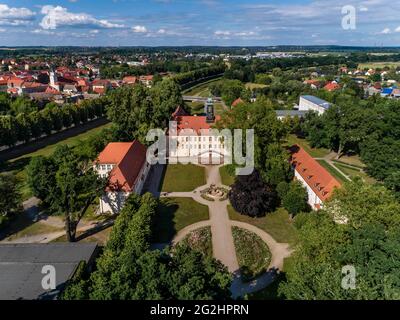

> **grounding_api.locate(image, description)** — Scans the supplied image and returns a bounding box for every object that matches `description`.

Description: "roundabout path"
[160,164,292,298]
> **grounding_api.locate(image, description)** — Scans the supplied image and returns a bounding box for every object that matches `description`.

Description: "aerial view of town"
[0,0,399,312]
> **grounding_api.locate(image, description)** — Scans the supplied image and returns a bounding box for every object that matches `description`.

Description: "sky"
[0,0,399,47]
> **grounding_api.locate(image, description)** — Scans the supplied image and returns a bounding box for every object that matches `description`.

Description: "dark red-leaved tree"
[228,169,278,217]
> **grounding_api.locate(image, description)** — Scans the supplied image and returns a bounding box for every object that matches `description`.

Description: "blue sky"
[0,0,399,46]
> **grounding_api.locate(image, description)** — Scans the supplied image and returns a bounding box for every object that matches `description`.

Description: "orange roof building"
[323,81,341,92]
[231,98,244,107]
[94,141,150,214]
[290,145,341,210]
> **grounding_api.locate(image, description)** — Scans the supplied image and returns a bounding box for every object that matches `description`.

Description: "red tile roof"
[96,141,147,192]
[122,76,138,84]
[290,145,341,202]
[232,98,244,107]
[323,81,341,92]
[174,115,221,134]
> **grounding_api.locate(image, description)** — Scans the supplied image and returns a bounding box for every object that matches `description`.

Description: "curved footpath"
[161,164,293,298]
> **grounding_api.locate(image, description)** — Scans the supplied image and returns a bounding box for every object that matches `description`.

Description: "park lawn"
[219,165,235,186]
[4,220,62,241]
[228,206,298,245]
[214,103,225,115]
[52,226,112,245]
[286,134,330,158]
[333,155,365,169]
[0,123,111,201]
[152,197,209,243]
[245,82,267,90]
[232,226,271,281]
[317,160,348,184]
[160,164,205,192]
[334,163,376,184]
[187,101,204,115]
[180,226,212,258]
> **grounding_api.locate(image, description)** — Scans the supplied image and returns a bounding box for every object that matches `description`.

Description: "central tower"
[204,97,215,123]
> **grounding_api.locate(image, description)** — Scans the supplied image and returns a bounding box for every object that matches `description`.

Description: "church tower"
[204,97,215,123]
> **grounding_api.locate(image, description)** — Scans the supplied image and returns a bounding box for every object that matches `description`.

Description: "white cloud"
[395,26,400,33]
[157,28,166,34]
[39,5,123,30]
[359,6,369,12]
[90,29,99,34]
[31,29,55,35]
[380,28,391,34]
[0,4,35,26]
[214,30,231,36]
[0,28,5,32]
[132,25,147,33]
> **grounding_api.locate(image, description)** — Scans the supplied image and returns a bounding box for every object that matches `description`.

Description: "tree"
[0,173,22,227]
[279,180,400,300]
[228,169,278,217]
[150,79,183,128]
[26,145,105,242]
[279,180,309,217]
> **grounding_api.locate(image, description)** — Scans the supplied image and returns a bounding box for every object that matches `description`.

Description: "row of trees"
[173,64,225,86]
[0,93,40,116]
[279,179,400,299]
[107,79,183,142]
[61,193,232,300]
[100,60,210,80]
[0,98,107,148]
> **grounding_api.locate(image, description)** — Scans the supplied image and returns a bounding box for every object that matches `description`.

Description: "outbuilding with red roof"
[290,145,341,210]
[94,141,150,214]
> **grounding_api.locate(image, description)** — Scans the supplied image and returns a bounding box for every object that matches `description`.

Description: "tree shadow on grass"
[151,198,179,243]
[0,210,37,241]
[0,157,31,174]
[75,217,115,242]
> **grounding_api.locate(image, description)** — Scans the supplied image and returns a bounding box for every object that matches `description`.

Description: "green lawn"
[232,226,271,281]
[187,101,204,115]
[334,163,376,184]
[0,123,111,201]
[245,82,267,90]
[228,206,298,245]
[317,159,348,184]
[4,219,62,241]
[52,226,112,245]
[180,226,212,258]
[219,165,235,186]
[160,164,206,192]
[286,135,330,158]
[152,197,209,243]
